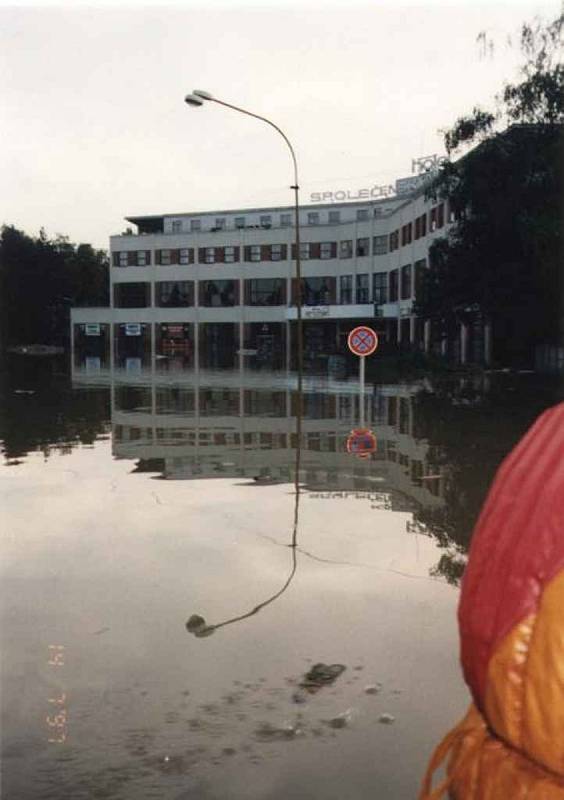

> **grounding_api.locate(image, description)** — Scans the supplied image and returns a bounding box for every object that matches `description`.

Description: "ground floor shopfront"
[71,316,436,372]
[71,306,496,375]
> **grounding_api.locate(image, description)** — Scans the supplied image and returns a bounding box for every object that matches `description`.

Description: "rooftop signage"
[309,153,447,204]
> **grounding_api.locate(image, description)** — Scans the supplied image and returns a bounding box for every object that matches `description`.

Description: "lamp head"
[185,94,204,107]
[193,89,214,100]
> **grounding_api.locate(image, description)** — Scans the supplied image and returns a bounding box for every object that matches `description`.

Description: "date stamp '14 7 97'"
[46,645,67,743]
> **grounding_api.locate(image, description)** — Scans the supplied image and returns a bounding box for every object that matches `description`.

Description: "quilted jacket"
[420,402,564,799]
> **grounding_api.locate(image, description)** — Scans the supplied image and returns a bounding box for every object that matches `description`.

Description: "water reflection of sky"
[2,440,465,800]
[1,365,560,799]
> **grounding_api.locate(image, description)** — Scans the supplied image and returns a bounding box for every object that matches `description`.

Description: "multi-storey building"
[71,178,456,370]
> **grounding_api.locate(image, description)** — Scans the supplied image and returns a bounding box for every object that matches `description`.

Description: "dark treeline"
[0,356,111,462]
[0,225,109,349]
[411,373,562,584]
[416,13,563,366]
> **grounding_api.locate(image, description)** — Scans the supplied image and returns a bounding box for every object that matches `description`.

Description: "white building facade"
[71,180,456,370]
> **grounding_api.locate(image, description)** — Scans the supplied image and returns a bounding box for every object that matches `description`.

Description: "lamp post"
[184,90,303,378]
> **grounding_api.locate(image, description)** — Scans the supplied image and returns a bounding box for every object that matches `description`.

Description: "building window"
[437,203,445,229]
[114,283,150,308]
[389,230,399,251]
[414,258,426,299]
[300,243,310,260]
[298,276,336,305]
[356,238,370,257]
[401,264,412,299]
[118,252,128,267]
[340,240,353,259]
[200,280,238,307]
[159,249,172,266]
[389,269,399,302]
[356,209,369,221]
[171,219,182,233]
[281,213,292,227]
[260,215,272,228]
[430,207,437,232]
[246,278,286,306]
[356,273,369,303]
[190,219,201,232]
[320,242,335,260]
[373,235,387,255]
[224,246,236,263]
[374,207,383,218]
[249,245,261,262]
[401,223,412,246]
[329,210,341,224]
[179,248,191,265]
[136,250,150,266]
[204,247,216,264]
[307,212,320,226]
[340,274,353,304]
[373,272,387,304]
[156,281,193,307]
[271,244,284,262]
[235,217,246,229]
[215,218,226,231]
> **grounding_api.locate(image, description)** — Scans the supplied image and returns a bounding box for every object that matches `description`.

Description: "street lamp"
[184,90,303,376]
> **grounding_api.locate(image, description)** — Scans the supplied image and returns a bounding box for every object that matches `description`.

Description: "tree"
[415,13,563,366]
[0,225,109,348]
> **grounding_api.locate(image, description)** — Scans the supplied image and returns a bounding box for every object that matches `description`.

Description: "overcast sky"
[1,0,560,249]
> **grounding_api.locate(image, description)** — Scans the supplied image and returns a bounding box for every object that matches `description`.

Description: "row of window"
[113,262,426,309]
[114,236,387,268]
[390,204,446,252]
[114,206,450,268]
[170,207,381,234]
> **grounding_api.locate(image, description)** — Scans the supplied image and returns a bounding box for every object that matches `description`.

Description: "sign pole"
[347,325,378,430]
[359,356,365,428]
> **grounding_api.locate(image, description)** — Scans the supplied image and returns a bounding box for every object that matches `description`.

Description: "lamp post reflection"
[185,404,302,638]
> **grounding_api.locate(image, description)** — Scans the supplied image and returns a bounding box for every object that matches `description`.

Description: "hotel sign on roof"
[309,153,447,204]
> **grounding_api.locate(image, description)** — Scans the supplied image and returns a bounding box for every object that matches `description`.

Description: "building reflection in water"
[71,339,460,588]
[71,346,449,508]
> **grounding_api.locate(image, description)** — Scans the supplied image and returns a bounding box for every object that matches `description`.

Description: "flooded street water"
[1,356,560,799]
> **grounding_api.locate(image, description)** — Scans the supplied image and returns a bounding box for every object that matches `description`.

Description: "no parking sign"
[347,326,379,357]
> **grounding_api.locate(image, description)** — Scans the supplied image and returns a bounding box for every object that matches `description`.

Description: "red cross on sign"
[347,326,379,357]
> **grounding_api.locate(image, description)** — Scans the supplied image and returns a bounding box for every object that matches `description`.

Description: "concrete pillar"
[70,323,76,369]
[110,324,115,372]
[396,316,402,345]
[286,322,291,371]
[409,316,416,345]
[424,320,431,353]
[194,321,199,372]
[460,322,468,365]
[484,319,492,366]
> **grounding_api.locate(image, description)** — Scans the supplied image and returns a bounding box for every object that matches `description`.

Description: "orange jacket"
[420,402,564,799]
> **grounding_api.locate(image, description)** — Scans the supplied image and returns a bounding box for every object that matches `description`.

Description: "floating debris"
[327,709,352,729]
[378,713,395,725]
[299,663,346,694]
[254,719,303,741]
[364,684,381,695]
